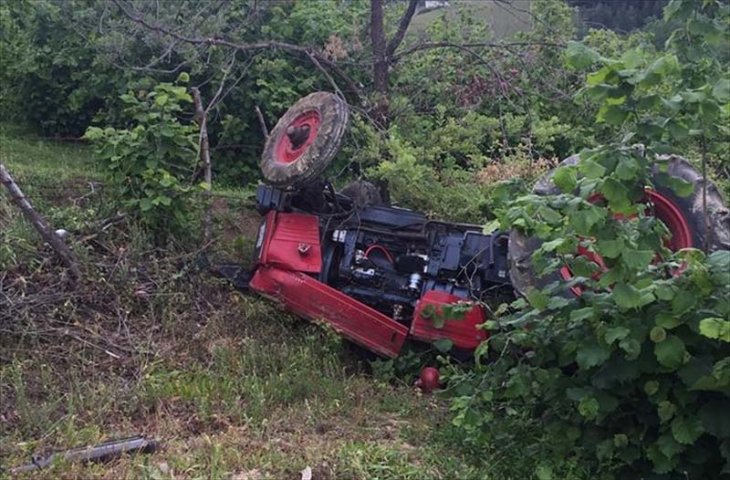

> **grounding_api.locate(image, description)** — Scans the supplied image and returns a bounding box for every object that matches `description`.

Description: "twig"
[392,40,565,62]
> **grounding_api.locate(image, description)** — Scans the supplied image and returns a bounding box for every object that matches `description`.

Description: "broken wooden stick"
[0,163,81,283]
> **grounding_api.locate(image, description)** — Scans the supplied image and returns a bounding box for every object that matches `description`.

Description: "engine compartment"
[324,204,512,324]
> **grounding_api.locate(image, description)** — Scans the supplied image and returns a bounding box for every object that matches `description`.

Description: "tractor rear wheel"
[508,155,730,297]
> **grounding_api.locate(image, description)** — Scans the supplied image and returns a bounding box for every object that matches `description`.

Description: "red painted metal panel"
[249,266,408,357]
[258,212,322,273]
[410,290,488,350]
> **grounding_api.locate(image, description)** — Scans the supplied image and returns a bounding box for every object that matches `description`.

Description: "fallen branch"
[0,163,81,284]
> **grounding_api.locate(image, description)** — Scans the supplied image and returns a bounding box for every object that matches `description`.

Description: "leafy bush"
[84,80,201,238]
[445,1,730,478]
[0,0,125,136]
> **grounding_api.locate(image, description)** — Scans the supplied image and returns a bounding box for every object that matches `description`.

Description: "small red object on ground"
[417,367,441,393]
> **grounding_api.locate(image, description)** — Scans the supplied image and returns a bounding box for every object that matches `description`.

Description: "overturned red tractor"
[215,92,730,359]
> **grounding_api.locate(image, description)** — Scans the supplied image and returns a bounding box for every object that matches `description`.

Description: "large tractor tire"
[340,180,384,208]
[508,154,730,297]
[260,92,349,188]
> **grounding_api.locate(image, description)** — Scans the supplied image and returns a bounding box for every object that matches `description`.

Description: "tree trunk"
[0,163,81,284]
[370,0,389,124]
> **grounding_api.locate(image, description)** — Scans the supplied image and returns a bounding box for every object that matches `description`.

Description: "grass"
[0,127,494,479]
[409,0,533,40]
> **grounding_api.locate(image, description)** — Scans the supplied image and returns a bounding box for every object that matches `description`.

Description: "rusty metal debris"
[9,435,159,474]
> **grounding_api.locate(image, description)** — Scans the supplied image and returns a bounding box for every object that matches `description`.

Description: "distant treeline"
[568,0,669,33]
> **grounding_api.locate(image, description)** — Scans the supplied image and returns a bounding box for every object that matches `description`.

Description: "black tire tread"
[260,92,348,188]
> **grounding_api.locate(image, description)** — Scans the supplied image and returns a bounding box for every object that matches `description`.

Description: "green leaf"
[665,176,695,197]
[672,290,697,315]
[619,337,641,359]
[656,312,682,329]
[482,219,499,234]
[654,335,686,369]
[658,401,677,423]
[139,198,153,212]
[605,326,630,344]
[597,239,624,258]
[671,415,704,445]
[666,119,689,141]
[552,166,577,193]
[600,178,632,213]
[644,380,659,396]
[579,159,607,179]
[578,396,600,420]
[622,250,655,270]
[654,285,676,302]
[570,205,605,232]
[650,326,667,343]
[433,338,453,353]
[613,283,643,310]
[155,93,169,106]
[646,443,675,474]
[699,318,730,342]
[535,464,553,480]
[712,78,730,102]
[699,399,730,438]
[576,342,611,369]
[597,104,629,125]
[614,433,628,448]
[565,41,602,70]
[656,432,683,459]
[570,307,594,322]
[157,196,172,206]
[525,288,549,311]
[614,156,640,180]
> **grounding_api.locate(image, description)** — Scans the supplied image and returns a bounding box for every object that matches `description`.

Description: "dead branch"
[0,163,81,284]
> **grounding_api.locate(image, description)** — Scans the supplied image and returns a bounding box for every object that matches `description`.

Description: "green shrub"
[84,80,201,239]
[444,2,730,478]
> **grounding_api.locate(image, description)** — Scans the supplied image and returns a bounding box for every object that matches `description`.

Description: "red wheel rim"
[560,189,694,294]
[274,110,321,164]
[644,189,693,251]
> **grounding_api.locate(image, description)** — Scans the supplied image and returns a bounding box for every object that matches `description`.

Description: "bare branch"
[385,0,419,59]
[392,40,565,62]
